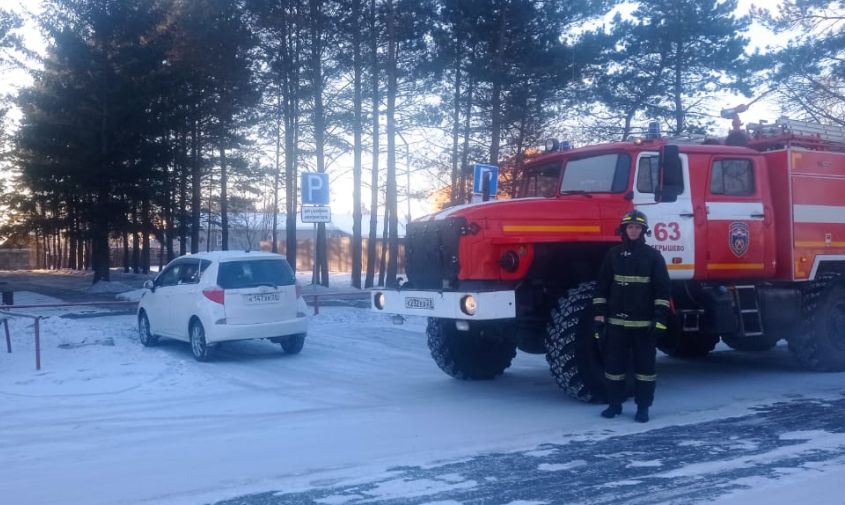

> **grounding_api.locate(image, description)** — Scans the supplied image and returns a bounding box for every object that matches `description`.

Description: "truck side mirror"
[656,144,682,203]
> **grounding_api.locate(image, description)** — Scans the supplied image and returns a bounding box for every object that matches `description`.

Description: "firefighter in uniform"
[592,210,671,423]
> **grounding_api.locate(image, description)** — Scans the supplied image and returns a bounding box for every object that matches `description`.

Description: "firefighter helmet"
[619,209,649,233]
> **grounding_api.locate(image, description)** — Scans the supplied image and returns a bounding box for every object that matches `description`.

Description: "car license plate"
[245,293,280,304]
[405,296,434,310]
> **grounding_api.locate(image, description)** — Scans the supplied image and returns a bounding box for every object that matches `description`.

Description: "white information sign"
[301,205,331,223]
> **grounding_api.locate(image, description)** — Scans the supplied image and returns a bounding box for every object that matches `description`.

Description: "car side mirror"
[143,280,155,292]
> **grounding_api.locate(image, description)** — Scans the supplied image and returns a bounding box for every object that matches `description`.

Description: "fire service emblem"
[729,222,750,257]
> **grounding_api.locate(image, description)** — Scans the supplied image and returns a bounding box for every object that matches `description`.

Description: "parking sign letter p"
[308,174,323,203]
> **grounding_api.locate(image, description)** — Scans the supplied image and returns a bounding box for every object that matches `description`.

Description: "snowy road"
[215,397,845,505]
[2,296,845,505]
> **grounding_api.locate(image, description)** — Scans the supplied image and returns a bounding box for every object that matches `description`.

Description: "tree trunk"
[285,1,301,273]
[622,110,635,141]
[459,71,475,204]
[219,145,229,251]
[351,0,363,289]
[385,0,399,288]
[378,190,389,287]
[311,0,329,286]
[450,45,462,204]
[365,0,379,289]
[673,43,684,135]
[93,101,110,283]
[206,165,213,252]
[123,229,130,273]
[131,205,140,273]
[91,211,110,283]
[164,160,175,262]
[76,231,84,271]
[272,93,282,253]
[179,128,188,256]
[190,117,201,254]
[488,3,507,165]
[141,197,151,274]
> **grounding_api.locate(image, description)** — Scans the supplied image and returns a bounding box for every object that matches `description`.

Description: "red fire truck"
[372,116,845,402]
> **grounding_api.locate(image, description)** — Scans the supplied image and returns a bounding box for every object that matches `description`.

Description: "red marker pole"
[4,319,10,353]
[35,317,41,371]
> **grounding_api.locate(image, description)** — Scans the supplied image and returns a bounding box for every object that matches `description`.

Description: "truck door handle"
[750,213,765,218]
[679,213,694,218]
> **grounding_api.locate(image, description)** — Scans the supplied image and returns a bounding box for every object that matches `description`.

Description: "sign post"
[300,173,331,284]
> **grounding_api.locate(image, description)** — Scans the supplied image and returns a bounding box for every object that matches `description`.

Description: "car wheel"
[281,333,306,354]
[138,312,159,347]
[190,321,212,362]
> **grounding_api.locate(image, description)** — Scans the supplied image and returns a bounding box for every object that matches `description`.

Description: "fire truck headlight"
[460,295,477,316]
[498,250,520,272]
[374,292,385,310]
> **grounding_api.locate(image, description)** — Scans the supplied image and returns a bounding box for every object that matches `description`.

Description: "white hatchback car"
[137,251,309,361]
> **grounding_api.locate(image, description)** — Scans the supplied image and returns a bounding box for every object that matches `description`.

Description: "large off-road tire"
[656,314,719,358]
[788,274,845,371]
[137,311,159,347]
[426,318,517,380]
[545,282,606,403]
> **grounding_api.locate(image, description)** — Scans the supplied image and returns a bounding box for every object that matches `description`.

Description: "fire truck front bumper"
[370,289,516,320]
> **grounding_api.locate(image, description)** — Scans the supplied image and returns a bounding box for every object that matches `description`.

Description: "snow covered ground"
[2,288,845,505]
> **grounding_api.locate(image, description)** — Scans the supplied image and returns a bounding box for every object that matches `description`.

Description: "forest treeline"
[0,0,841,286]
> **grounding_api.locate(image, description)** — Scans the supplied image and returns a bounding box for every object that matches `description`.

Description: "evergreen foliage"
[0,0,795,287]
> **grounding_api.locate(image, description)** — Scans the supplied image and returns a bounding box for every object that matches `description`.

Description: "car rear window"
[217,259,295,289]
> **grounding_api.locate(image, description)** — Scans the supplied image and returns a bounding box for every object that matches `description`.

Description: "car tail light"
[202,286,225,305]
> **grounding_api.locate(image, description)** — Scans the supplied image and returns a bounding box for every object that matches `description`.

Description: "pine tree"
[755,0,845,124]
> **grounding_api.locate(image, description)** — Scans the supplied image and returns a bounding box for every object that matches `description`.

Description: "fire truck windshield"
[518,162,561,198]
[561,153,631,194]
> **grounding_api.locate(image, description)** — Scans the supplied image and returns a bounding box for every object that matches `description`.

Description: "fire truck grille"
[404,217,465,290]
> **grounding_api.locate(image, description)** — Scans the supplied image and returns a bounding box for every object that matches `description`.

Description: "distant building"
[193,213,406,272]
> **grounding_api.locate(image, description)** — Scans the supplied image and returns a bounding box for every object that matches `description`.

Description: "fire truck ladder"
[749,117,845,143]
[733,285,764,337]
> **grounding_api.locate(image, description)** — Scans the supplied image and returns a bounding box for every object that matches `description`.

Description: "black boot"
[601,404,622,418]
[635,406,649,423]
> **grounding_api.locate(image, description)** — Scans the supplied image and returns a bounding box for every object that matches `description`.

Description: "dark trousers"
[603,325,657,407]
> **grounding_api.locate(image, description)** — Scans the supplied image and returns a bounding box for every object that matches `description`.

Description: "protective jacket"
[592,240,671,328]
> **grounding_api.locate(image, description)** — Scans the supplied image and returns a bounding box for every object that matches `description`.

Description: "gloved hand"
[593,319,606,342]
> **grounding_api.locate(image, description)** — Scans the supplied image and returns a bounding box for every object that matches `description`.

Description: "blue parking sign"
[301,172,330,205]
[473,163,499,195]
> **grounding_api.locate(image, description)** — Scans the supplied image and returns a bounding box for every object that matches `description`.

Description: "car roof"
[175,250,289,263]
